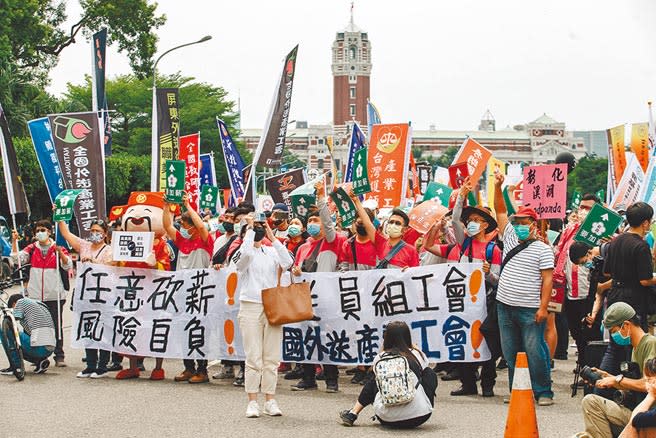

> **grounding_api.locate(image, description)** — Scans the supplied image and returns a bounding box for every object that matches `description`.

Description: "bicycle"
[0,264,30,381]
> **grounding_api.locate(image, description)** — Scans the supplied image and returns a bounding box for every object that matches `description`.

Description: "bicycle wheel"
[1,317,25,381]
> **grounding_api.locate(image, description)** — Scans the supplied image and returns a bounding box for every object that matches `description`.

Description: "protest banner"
[28,118,66,203]
[366,123,411,208]
[164,160,185,204]
[218,119,245,205]
[48,112,107,239]
[265,168,306,211]
[199,153,216,187]
[344,123,366,183]
[486,157,505,211]
[522,164,568,219]
[366,99,381,142]
[199,185,219,213]
[607,124,627,191]
[91,28,111,157]
[641,156,656,208]
[448,162,469,189]
[570,191,581,210]
[417,164,432,195]
[610,154,644,212]
[111,231,155,262]
[257,195,274,213]
[71,263,489,364]
[631,123,650,172]
[0,103,30,216]
[179,133,200,211]
[452,137,492,185]
[434,166,450,185]
[352,148,371,195]
[53,189,85,222]
[596,189,606,203]
[408,199,448,234]
[153,88,180,191]
[423,182,452,206]
[574,203,623,247]
[330,187,358,227]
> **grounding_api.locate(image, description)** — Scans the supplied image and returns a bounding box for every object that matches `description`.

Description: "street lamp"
[150,35,212,191]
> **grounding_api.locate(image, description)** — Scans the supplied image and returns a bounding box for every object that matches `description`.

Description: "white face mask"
[386,223,403,238]
[466,221,482,236]
[36,231,49,243]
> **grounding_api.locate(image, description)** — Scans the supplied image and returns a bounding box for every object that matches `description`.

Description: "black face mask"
[355,224,367,236]
[223,222,234,233]
[253,226,266,242]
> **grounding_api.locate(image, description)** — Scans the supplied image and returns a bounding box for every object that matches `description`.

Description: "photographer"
[617,358,656,437]
[579,303,656,438]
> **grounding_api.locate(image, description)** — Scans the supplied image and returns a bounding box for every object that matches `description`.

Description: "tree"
[61,73,244,188]
[566,155,608,204]
[436,146,459,169]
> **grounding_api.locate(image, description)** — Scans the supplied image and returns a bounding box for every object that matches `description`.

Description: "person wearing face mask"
[11,220,72,368]
[283,218,306,257]
[270,203,290,242]
[163,194,214,384]
[230,214,293,418]
[494,172,555,406]
[594,202,656,398]
[376,209,419,269]
[212,208,238,266]
[577,302,656,438]
[57,218,114,377]
[291,179,345,393]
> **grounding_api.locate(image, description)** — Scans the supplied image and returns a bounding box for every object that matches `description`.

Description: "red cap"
[514,206,538,221]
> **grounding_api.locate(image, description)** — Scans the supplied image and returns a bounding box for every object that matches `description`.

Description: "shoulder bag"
[261,269,313,326]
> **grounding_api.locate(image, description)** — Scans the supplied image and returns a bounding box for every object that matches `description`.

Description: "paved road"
[0,303,587,438]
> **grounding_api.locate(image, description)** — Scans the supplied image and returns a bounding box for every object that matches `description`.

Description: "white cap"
[362,199,378,210]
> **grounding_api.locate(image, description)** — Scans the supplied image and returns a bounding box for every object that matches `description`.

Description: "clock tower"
[332,6,371,128]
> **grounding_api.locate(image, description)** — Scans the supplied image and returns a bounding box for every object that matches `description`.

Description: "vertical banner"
[610,155,644,212]
[200,185,220,213]
[0,103,30,215]
[486,157,505,211]
[416,164,432,195]
[91,28,111,157]
[452,137,492,185]
[631,123,650,172]
[607,124,627,190]
[155,88,181,191]
[522,163,568,219]
[165,160,186,204]
[408,153,420,198]
[366,99,381,141]
[352,148,372,195]
[253,45,299,169]
[199,153,216,187]
[366,123,411,208]
[27,118,65,202]
[265,168,306,211]
[179,133,201,211]
[217,119,245,205]
[48,112,107,238]
[344,122,366,183]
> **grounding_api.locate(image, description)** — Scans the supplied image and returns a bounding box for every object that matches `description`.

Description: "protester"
[377,208,419,269]
[11,220,72,367]
[270,203,290,241]
[212,207,237,266]
[617,359,656,437]
[57,218,114,378]
[164,195,214,384]
[339,321,437,428]
[493,173,555,405]
[578,302,656,438]
[1,294,55,375]
[291,180,345,393]
[283,217,306,257]
[229,213,293,417]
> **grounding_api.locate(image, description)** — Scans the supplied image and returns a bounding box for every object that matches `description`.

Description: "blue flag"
[199,153,215,187]
[344,123,366,183]
[366,100,381,141]
[217,118,245,205]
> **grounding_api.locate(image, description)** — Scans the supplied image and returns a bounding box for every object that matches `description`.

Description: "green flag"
[352,148,371,195]
[502,186,517,216]
[570,191,581,210]
[199,185,219,212]
[574,203,622,247]
[289,178,318,219]
[423,182,452,207]
[165,160,186,204]
[53,189,85,222]
[329,187,358,227]
[596,189,606,203]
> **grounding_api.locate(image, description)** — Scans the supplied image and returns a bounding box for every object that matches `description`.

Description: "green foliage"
[436,146,459,168]
[105,153,151,207]
[566,156,608,204]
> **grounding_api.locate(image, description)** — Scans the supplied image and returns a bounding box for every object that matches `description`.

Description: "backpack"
[374,352,419,406]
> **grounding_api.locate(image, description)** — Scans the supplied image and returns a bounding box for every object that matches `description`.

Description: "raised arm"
[493,172,509,238]
[453,177,473,245]
[184,194,209,242]
[162,201,178,241]
[316,180,336,243]
[57,220,81,253]
[265,222,293,270]
[349,188,376,243]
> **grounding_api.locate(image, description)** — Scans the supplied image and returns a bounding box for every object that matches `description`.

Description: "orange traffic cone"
[504,352,539,438]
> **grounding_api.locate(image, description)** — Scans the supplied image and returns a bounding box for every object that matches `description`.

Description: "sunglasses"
[91,219,106,226]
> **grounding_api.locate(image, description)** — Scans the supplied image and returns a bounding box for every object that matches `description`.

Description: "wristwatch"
[615,374,624,384]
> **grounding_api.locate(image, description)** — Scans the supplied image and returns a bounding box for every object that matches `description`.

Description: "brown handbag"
[261,269,313,326]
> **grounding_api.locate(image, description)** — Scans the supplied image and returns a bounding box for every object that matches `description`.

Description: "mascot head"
[122,192,177,237]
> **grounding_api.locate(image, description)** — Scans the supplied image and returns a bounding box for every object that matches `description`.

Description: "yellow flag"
[487,157,506,212]
[631,123,649,172]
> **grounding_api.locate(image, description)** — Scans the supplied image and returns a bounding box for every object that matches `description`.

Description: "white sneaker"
[246,400,260,418]
[263,399,282,416]
[76,368,94,378]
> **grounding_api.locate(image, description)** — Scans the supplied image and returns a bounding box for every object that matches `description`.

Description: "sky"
[48,0,656,132]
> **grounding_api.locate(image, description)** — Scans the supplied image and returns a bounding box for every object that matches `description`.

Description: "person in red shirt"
[377,209,419,269]
[339,189,386,272]
[284,217,307,257]
[163,194,214,384]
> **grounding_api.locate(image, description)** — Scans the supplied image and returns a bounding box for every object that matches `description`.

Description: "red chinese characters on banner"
[178,133,200,211]
[366,123,411,208]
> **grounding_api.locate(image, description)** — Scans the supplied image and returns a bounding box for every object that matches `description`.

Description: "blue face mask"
[307,223,321,237]
[583,261,594,269]
[611,325,631,346]
[373,218,381,229]
[466,221,481,236]
[217,222,226,234]
[180,227,192,240]
[287,224,302,237]
[513,224,531,241]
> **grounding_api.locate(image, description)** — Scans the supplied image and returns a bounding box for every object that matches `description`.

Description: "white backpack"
[374,352,419,406]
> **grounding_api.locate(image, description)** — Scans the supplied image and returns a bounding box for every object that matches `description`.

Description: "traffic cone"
[504,352,539,438]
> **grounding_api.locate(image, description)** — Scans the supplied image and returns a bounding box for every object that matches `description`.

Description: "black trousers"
[555,311,570,357]
[86,348,110,372]
[460,359,497,391]
[302,363,338,385]
[564,297,597,363]
[183,359,208,373]
[44,300,65,360]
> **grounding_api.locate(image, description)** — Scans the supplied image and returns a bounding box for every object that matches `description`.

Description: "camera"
[612,362,642,410]
[254,212,267,223]
[579,366,602,385]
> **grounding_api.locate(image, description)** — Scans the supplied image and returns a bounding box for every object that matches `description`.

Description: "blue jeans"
[17,332,53,364]
[497,302,553,399]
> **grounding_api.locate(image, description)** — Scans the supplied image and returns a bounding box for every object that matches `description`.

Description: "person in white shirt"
[231,213,293,418]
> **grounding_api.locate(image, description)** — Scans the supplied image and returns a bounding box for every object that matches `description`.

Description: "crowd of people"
[5,175,656,433]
